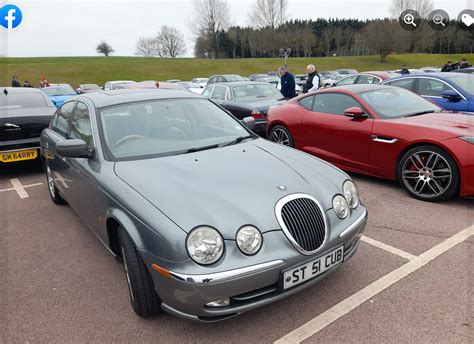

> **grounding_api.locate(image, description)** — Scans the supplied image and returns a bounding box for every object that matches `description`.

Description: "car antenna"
[3,89,7,95]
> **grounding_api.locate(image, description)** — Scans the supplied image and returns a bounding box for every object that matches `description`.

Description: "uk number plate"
[282,246,344,290]
[0,149,38,163]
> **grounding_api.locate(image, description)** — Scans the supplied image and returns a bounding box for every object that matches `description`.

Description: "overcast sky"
[0,0,472,57]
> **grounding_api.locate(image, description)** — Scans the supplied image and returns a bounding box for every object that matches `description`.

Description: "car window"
[211,86,227,100]
[232,84,281,100]
[385,78,415,91]
[417,79,453,97]
[298,95,315,110]
[448,75,474,97]
[313,93,362,115]
[202,86,214,97]
[0,91,48,109]
[217,77,225,83]
[336,75,357,86]
[208,77,216,84]
[70,102,93,147]
[52,101,75,137]
[357,75,381,84]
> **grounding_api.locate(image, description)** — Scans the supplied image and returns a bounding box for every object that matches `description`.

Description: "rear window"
[0,91,48,109]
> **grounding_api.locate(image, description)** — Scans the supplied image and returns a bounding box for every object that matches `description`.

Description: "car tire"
[118,226,161,317]
[45,163,66,205]
[269,125,295,147]
[397,145,459,202]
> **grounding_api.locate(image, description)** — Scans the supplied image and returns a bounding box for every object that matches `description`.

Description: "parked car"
[321,74,345,88]
[382,73,474,113]
[104,80,136,91]
[191,78,209,88]
[1,87,56,164]
[335,69,358,75]
[77,84,101,94]
[122,81,186,91]
[42,84,78,108]
[248,74,269,81]
[391,69,425,75]
[294,74,308,87]
[176,82,203,94]
[420,66,441,73]
[334,72,395,87]
[202,81,285,136]
[451,67,474,74]
[40,88,367,321]
[207,74,246,84]
[267,84,474,202]
[166,79,181,83]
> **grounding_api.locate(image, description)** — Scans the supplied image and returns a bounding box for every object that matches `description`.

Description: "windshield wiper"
[224,135,254,146]
[404,110,437,118]
[175,144,220,155]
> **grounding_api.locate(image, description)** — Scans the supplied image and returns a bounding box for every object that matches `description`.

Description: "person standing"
[459,58,471,69]
[279,66,296,99]
[40,76,50,88]
[441,61,453,72]
[302,64,320,94]
[400,65,410,75]
[23,80,33,87]
[11,76,21,87]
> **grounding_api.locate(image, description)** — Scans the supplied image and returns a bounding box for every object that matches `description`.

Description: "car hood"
[114,139,347,238]
[389,112,474,137]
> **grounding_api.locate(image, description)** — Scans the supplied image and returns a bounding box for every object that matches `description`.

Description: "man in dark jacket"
[11,76,21,87]
[279,66,296,99]
[302,64,320,94]
[400,65,410,75]
[441,61,453,72]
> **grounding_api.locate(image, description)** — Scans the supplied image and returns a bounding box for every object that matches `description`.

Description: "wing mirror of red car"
[344,107,367,118]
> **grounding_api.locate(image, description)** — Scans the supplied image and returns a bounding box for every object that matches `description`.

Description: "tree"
[135,37,161,57]
[96,41,114,57]
[363,20,409,62]
[189,0,230,58]
[156,25,186,58]
[390,0,434,18]
[248,0,289,29]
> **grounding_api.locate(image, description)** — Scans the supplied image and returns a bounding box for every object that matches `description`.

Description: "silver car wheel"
[121,247,135,302]
[271,128,290,146]
[401,151,452,198]
[46,166,56,197]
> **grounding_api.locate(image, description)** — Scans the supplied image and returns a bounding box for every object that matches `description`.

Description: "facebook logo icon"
[0,4,22,29]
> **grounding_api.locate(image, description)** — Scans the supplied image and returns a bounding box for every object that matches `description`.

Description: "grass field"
[1,54,474,87]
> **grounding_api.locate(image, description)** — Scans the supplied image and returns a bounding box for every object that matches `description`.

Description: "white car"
[104,80,136,90]
[176,82,204,94]
[191,78,209,88]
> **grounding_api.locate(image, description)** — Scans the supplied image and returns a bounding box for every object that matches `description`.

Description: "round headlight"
[186,226,224,265]
[236,226,262,255]
[343,180,359,209]
[333,195,349,219]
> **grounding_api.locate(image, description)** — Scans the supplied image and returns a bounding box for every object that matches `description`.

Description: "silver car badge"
[277,185,286,191]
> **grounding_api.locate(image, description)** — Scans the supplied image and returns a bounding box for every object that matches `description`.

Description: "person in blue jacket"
[279,66,296,99]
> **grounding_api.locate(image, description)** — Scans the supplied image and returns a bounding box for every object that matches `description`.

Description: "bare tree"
[390,0,434,18]
[363,20,409,62]
[189,0,230,58]
[157,26,186,58]
[135,37,161,57]
[96,41,114,56]
[248,0,289,29]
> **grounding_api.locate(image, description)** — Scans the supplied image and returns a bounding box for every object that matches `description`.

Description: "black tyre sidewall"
[398,145,459,202]
[118,227,160,317]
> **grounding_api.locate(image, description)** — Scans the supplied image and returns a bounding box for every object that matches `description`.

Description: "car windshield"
[446,75,474,97]
[82,84,100,91]
[232,84,281,100]
[225,75,245,82]
[0,91,47,109]
[43,85,76,96]
[359,87,441,119]
[99,98,253,160]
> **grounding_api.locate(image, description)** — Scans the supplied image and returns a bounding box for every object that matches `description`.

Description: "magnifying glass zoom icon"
[433,14,446,26]
[403,14,417,27]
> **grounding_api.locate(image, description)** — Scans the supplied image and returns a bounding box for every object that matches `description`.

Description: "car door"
[415,78,470,112]
[300,92,374,171]
[62,101,100,231]
[383,77,416,91]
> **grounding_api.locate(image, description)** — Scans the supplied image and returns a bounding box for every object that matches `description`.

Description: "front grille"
[277,195,326,254]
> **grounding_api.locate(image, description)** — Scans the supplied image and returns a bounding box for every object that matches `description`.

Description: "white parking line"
[0,180,43,199]
[275,225,474,344]
[361,235,417,261]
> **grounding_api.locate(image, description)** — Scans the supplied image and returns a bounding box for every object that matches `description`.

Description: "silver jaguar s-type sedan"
[40,89,368,322]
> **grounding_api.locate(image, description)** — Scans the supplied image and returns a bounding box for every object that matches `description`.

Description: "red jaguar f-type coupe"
[267,84,474,202]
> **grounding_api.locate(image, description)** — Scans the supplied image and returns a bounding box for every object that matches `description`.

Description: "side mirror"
[441,90,461,102]
[242,116,256,131]
[344,107,367,118]
[56,139,90,158]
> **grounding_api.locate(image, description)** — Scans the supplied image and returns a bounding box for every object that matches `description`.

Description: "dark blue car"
[382,73,474,113]
[42,84,77,108]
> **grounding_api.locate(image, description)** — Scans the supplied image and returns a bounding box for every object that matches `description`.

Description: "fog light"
[206,298,230,307]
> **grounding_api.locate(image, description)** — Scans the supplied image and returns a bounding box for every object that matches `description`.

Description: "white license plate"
[282,246,344,290]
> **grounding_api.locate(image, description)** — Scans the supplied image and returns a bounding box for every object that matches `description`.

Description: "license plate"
[0,149,38,163]
[282,246,344,290]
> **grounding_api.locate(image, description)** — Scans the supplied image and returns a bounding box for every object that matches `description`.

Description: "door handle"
[371,135,398,144]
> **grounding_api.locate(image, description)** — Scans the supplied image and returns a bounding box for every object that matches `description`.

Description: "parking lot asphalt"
[1,161,473,343]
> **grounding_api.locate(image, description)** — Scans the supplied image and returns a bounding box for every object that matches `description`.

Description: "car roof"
[1,87,43,94]
[390,72,471,81]
[209,81,272,87]
[78,89,202,108]
[44,84,72,88]
[328,84,395,94]
[106,80,135,84]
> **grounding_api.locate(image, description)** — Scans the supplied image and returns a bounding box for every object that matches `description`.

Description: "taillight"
[251,109,264,119]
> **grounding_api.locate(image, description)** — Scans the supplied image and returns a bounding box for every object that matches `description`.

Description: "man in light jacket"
[302,64,320,94]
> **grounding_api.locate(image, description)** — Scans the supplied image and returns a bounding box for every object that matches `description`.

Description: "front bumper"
[141,208,368,322]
